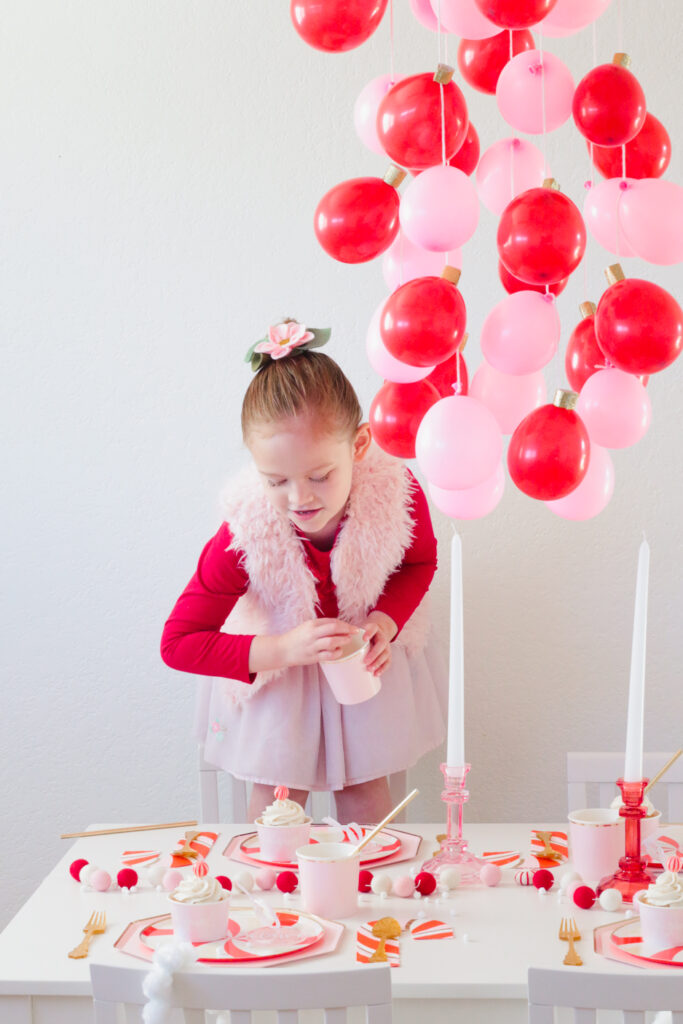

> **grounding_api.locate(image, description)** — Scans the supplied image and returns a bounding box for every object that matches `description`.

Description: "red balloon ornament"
[572,59,647,147]
[314,174,400,264]
[448,122,480,176]
[425,351,469,398]
[565,303,604,392]
[508,390,590,501]
[595,277,683,375]
[473,0,558,28]
[498,186,586,285]
[369,379,440,459]
[380,275,467,367]
[377,71,469,170]
[498,261,568,297]
[591,112,671,180]
[291,0,388,52]
[457,29,534,94]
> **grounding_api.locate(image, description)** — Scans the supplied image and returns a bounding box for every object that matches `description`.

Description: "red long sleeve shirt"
[161,475,437,683]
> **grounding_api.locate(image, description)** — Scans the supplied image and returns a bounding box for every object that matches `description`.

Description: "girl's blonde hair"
[241,351,363,440]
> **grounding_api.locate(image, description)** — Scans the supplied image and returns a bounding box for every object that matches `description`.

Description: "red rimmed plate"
[238,825,401,869]
[138,908,325,964]
[608,916,683,968]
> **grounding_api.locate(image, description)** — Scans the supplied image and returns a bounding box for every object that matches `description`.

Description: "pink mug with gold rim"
[568,808,624,885]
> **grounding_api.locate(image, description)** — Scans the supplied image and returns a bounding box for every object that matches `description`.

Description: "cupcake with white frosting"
[256,786,312,862]
[634,870,683,953]
[168,858,230,942]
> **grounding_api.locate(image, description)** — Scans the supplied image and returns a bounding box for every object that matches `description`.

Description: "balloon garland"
[290,0,682,521]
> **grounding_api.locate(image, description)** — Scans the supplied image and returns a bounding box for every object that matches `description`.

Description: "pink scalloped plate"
[594,917,683,969]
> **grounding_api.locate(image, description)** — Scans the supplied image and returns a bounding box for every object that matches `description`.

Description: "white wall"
[2,0,681,928]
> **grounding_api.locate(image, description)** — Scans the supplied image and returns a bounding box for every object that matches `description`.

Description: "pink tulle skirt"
[195,640,447,792]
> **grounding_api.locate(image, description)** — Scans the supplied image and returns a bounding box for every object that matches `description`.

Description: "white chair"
[199,747,408,825]
[567,752,683,820]
[91,961,392,1024]
[528,967,683,1023]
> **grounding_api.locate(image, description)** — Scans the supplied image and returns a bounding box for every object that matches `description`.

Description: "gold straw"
[643,750,682,795]
[350,789,419,856]
[61,820,198,840]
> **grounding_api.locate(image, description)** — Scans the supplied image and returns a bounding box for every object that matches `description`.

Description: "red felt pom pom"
[216,875,232,890]
[358,869,374,893]
[533,869,554,891]
[414,871,437,896]
[70,858,89,881]
[276,871,298,894]
[573,884,596,909]
[117,868,138,890]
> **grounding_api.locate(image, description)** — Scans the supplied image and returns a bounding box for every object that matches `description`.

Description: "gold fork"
[558,916,582,966]
[68,911,107,959]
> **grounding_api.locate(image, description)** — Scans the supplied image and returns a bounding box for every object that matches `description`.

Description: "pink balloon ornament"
[583,179,637,257]
[576,368,652,449]
[382,230,462,292]
[619,179,683,266]
[354,74,396,156]
[496,50,575,134]
[416,395,503,490]
[429,463,505,520]
[366,300,434,383]
[430,0,499,38]
[410,0,440,30]
[476,137,547,216]
[470,361,546,433]
[545,443,615,520]
[400,165,479,252]
[480,291,560,375]
[539,0,612,37]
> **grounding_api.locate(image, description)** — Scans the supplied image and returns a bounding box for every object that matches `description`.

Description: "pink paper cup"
[568,808,624,885]
[320,634,381,705]
[634,890,683,953]
[296,842,360,919]
[168,893,231,943]
[255,818,313,863]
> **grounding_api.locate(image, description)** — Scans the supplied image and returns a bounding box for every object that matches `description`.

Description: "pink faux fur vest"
[217,444,431,705]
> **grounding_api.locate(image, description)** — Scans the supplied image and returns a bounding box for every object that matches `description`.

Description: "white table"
[0,823,672,1024]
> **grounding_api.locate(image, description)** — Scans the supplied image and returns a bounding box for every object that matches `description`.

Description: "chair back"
[528,967,683,1023]
[567,751,683,820]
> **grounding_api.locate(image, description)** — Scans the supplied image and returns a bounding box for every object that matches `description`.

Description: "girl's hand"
[281,618,359,669]
[362,611,397,677]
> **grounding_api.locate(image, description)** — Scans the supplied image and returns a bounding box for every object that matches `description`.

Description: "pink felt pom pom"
[666,855,682,873]
[573,884,596,909]
[216,875,232,890]
[533,869,554,891]
[193,858,209,878]
[358,869,374,893]
[70,858,89,881]
[393,875,416,898]
[255,869,276,891]
[480,863,502,887]
[117,868,138,890]
[415,871,437,896]
[276,870,298,894]
[90,869,112,892]
[162,869,184,892]
[515,868,534,886]
[274,786,289,801]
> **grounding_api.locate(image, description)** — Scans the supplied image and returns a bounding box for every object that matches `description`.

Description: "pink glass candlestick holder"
[421,763,483,884]
[596,777,655,903]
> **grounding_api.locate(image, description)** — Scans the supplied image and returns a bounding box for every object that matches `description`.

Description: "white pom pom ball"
[559,870,582,892]
[235,871,254,892]
[80,864,98,885]
[370,873,393,895]
[142,968,173,1000]
[598,888,623,912]
[147,864,166,887]
[439,866,461,891]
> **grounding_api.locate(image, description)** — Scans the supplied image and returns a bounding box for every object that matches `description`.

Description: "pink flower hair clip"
[245,318,331,372]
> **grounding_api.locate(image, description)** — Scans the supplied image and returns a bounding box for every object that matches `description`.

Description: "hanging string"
[592,15,598,67]
[538,27,548,171]
[509,138,516,208]
[621,143,627,179]
[389,0,395,83]
[617,0,623,54]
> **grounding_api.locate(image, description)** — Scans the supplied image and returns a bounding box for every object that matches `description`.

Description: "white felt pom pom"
[142,1000,169,1024]
[598,888,623,912]
[370,873,393,895]
[79,864,98,885]
[439,867,461,890]
[154,941,196,973]
[142,968,173,1000]
[235,870,254,892]
[559,870,582,892]
[147,864,166,887]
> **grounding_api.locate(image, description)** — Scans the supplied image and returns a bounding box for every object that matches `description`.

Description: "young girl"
[161,321,446,823]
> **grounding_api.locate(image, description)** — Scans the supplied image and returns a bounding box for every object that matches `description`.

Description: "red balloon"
[590,112,671,180]
[381,277,467,366]
[595,279,683,375]
[498,188,586,285]
[498,261,568,297]
[565,311,604,391]
[572,63,646,147]
[425,351,469,397]
[508,401,590,500]
[369,379,440,459]
[314,177,399,264]
[473,0,557,28]
[377,73,469,170]
[449,122,480,176]
[290,0,388,52]
[457,29,534,94]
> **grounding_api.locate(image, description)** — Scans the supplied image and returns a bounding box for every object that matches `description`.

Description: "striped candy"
[274,786,289,800]
[410,919,453,940]
[193,858,209,878]
[515,869,534,886]
[665,855,682,873]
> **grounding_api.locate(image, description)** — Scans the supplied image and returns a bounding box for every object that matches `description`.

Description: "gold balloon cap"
[579,301,597,318]
[605,263,626,285]
[543,177,561,191]
[613,52,631,68]
[554,389,579,410]
[384,165,406,188]
[434,63,454,84]
[441,265,461,286]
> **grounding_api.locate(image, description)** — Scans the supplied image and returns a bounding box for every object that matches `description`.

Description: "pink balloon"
[476,137,547,216]
[416,394,503,489]
[583,178,637,257]
[382,230,462,291]
[539,0,612,37]
[545,443,614,519]
[496,50,575,133]
[620,179,683,266]
[366,299,434,383]
[354,74,397,156]
[430,0,499,37]
[429,463,505,519]
[469,361,547,433]
[400,165,479,252]
[480,291,560,375]
[576,368,652,449]
[410,0,439,30]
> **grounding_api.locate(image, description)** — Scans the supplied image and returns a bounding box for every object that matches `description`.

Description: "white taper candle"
[624,538,650,782]
[446,530,465,768]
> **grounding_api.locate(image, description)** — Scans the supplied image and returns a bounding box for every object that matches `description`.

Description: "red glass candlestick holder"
[596,777,655,903]
[421,763,483,884]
